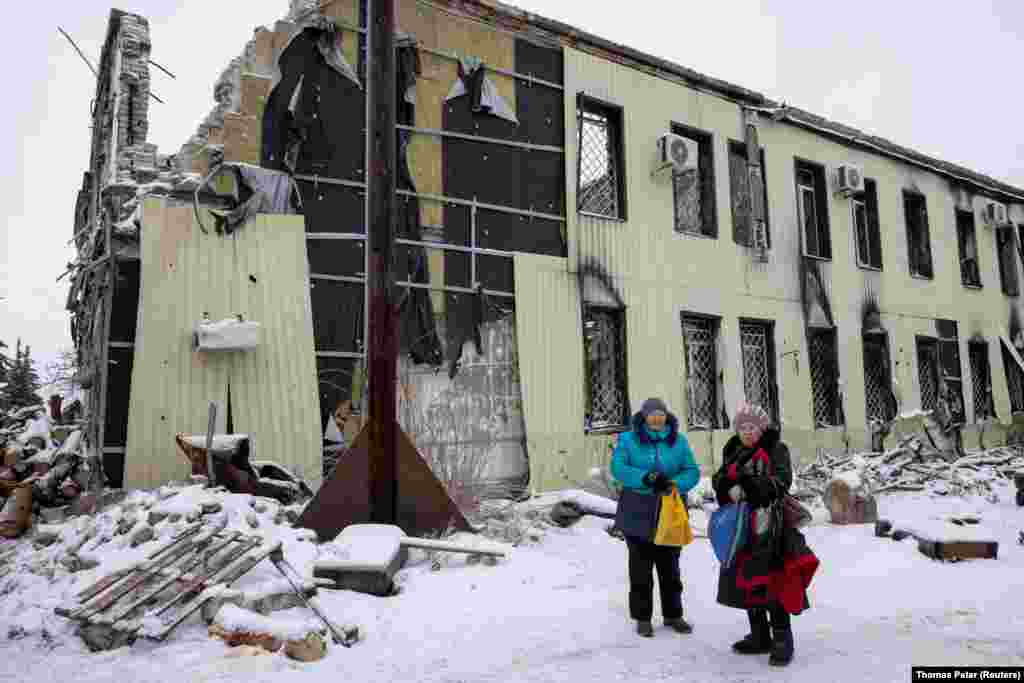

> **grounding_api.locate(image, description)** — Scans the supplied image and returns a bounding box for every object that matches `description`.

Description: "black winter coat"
[711,428,817,614]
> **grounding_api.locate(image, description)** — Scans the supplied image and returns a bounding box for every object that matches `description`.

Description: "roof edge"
[445,0,1024,202]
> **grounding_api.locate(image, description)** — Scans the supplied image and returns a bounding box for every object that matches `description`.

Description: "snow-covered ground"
[0,483,1021,683]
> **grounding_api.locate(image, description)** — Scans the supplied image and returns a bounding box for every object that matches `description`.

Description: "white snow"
[834,470,864,491]
[179,435,250,452]
[16,415,52,445]
[213,604,321,642]
[317,524,404,572]
[0,483,1021,682]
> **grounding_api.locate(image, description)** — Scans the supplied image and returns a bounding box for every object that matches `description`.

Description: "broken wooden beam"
[917,538,998,561]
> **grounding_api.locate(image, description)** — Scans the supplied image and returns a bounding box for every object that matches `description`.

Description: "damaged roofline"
[455,0,1024,204]
[769,108,1024,204]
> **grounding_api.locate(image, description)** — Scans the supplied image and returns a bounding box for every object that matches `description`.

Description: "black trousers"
[748,606,792,633]
[625,537,683,621]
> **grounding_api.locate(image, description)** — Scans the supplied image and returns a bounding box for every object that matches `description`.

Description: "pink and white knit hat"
[734,400,770,434]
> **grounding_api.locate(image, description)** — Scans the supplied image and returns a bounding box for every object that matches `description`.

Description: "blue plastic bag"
[709,502,750,567]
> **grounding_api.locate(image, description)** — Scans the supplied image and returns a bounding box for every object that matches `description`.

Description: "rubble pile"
[0,482,325,651]
[793,435,1024,504]
[0,404,98,537]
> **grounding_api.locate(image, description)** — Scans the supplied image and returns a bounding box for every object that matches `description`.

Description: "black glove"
[739,475,776,508]
[648,472,672,494]
[642,471,658,489]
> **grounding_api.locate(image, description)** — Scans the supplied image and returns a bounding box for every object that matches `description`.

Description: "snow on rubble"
[0,462,1020,681]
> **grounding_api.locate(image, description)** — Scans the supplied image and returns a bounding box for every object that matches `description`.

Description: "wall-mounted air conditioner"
[835,164,864,197]
[652,133,692,177]
[984,201,1008,227]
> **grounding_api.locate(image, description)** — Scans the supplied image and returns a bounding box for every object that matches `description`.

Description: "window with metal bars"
[576,95,626,220]
[808,328,843,428]
[739,320,778,423]
[853,179,882,270]
[956,209,982,287]
[936,320,966,426]
[681,314,719,430]
[671,124,716,238]
[583,306,628,430]
[904,191,933,279]
[863,334,894,424]
[1001,342,1024,414]
[728,141,770,249]
[997,225,1019,296]
[795,160,831,259]
[917,336,940,413]
[968,341,995,422]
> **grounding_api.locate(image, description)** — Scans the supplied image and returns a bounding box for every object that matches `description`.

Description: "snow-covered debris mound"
[795,444,1024,503]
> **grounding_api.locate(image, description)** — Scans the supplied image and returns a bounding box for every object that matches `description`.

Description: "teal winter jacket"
[610,411,700,540]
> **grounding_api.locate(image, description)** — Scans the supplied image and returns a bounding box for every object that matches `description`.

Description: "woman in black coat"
[711,402,818,667]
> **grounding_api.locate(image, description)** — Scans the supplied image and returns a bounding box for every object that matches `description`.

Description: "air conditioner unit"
[835,164,864,196]
[984,201,1008,227]
[653,133,691,176]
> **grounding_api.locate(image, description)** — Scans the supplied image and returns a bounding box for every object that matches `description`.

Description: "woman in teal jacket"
[610,398,701,637]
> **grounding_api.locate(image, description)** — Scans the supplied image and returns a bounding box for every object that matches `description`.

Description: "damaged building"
[69,0,1024,495]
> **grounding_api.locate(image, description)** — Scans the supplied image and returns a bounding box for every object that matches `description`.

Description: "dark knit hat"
[640,398,668,418]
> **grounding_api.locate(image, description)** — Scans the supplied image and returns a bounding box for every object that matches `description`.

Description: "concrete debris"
[284,631,328,662]
[823,477,879,525]
[0,404,99,539]
[793,435,1024,504]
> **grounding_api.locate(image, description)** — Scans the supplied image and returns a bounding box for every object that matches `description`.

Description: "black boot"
[664,617,693,634]
[732,610,771,654]
[769,627,794,666]
[636,620,654,637]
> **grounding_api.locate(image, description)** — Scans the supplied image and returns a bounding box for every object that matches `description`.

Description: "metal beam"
[366,0,399,525]
[293,173,565,223]
[396,124,564,154]
[415,44,562,92]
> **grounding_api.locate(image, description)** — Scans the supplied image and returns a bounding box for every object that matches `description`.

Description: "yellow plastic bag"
[654,487,693,547]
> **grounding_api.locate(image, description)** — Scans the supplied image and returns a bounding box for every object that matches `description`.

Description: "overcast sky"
[2,0,1023,378]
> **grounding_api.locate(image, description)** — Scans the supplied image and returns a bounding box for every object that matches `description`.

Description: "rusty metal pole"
[366,0,398,524]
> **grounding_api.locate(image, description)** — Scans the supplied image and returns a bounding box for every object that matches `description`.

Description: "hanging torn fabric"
[271,17,361,94]
[396,33,422,123]
[261,19,364,175]
[445,57,519,125]
[447,286,513,379]
[193,163,302,236]
[396,129,443,366]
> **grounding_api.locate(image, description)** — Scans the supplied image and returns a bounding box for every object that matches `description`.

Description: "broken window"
[956,209,981,287]
[937,320,966,425]
[583,306,628,430]
[904,191,933,279]
[968,341,995,421]
[795,161,831,259]
[576,95,626,220]
[1001,342,1024,414]
[863,334,894,424]
[681,314,719,430]
[739,320,778,423]
[853,179,882,270]
[728,141,770,249]
[672,124,716,237]
[808,328,843,428]
[917,336,940,413]
[997,225,1019,296]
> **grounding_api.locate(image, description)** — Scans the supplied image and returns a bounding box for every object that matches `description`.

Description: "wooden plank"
[141,538,263,623]
[70,528,213,621]
[100,532,245,625]
[143,541,282,641]
[73,523,204,602]
[917,539,998,561]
